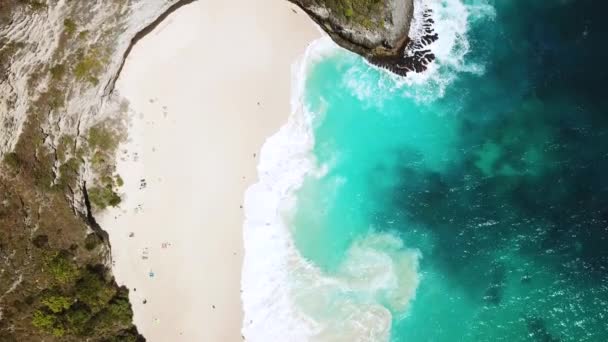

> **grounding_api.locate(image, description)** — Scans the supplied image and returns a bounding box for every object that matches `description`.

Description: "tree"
[75,269,116,312]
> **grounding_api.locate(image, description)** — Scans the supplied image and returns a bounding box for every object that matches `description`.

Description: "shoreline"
[98,1,318,340]
[241,37,333,341]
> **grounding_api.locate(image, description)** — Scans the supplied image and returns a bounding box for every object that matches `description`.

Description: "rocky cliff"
[289,0,438,75]
[0,1,196,340]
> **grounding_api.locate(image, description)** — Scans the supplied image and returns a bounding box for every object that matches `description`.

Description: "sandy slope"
[98,1,318,340]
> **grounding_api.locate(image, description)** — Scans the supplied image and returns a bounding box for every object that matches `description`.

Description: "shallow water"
[288,0,608,340]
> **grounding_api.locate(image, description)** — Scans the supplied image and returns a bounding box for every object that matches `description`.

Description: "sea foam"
[242,1,493,340]
[346,0,495,103]
[241,37,332,341]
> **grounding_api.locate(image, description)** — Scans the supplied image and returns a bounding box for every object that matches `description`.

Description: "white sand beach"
[98,1,318,341]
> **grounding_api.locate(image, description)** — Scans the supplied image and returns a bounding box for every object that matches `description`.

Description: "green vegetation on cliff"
[0,157,143,341]
[319,0,385,28]
[0,1,138,341]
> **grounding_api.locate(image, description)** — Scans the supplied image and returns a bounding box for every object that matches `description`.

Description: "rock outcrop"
[289,0,438,75]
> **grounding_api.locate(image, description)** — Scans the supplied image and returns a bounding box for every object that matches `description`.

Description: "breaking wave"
[241,1,495,340]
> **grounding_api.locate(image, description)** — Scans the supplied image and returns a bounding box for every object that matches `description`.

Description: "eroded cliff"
[290,0,438,75]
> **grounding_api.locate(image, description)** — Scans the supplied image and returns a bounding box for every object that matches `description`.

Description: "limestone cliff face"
[289,0,438,75]
[0,1,196,340]
[0,0,193,158]
[289,0,413,56]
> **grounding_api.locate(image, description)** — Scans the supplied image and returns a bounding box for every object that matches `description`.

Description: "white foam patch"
[341,0,496,104]
[241,37,331,341]
[397,0,495,101]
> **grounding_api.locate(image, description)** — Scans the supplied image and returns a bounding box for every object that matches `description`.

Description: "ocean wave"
[242,1,495,340]
[340,0,495,104]
[397,0,495,101]
[241,37,331,341]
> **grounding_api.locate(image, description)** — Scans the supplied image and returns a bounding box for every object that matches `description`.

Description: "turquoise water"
[290,0,608,340]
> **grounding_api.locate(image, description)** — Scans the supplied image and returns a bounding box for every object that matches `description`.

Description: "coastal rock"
[289,0,438,75]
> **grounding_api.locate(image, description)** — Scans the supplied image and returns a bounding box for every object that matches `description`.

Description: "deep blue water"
[290,0,608,340]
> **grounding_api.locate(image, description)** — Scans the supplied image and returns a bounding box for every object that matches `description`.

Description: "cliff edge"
[289,0,438,75]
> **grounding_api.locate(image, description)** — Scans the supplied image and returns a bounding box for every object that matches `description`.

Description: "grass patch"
[17,0,46,11]
[3,152,21,170]
[88,185,121,209]
[74,51,103,85]
[87,126,118,152]
[323,0,384,28]
[84,233,102,250]
[41,295,73,313]
[56,157,82,189]
[56,135,74,162]
[46,250,80,284]
[63,18,76,36]
[50,63,66,80]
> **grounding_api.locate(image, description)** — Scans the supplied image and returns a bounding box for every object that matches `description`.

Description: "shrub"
[51,326,66,337]
[108,297,133,324]
[75,269,116,312]
[91,151,108,168]
[84,233,102,251]
[41,295,73,313]
[2,152,21,169]
[74,52,102,85]
[32,309,66,337]
[88,126,117,152]
[115,174,124,187]
[56,135,74,160]
[107,331,141,342]
[32,234,49,248]
[65,305,93,335]
[88,185,121,209]
[56,157,82,189]
[46,251,79,284]
[50,64,66,80]
[63,18,76,35]
[21,0,46,10]
[32,310,55,330]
